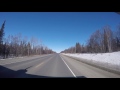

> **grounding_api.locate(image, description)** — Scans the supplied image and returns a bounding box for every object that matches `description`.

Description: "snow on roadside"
[63,51,120,66]
[62,51,120,72]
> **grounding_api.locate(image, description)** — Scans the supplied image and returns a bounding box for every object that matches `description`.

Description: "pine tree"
[0,21,5,44]
[0,21,5,56]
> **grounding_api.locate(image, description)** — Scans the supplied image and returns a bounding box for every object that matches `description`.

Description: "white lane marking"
[60,55,76,78]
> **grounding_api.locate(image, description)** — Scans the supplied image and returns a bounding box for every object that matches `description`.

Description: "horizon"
[0,12,120,53]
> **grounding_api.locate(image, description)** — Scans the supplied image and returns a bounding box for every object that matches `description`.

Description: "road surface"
[0,53,120,78]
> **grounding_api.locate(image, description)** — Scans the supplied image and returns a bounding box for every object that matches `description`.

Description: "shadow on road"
[0,65,86,78]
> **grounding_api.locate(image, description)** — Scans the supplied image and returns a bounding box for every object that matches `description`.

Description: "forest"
[0,21,55,59]
[61,24,120,53]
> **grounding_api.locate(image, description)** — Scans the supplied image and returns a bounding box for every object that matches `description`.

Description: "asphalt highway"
[0,53,120,78]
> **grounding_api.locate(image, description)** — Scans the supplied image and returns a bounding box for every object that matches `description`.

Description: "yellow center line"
[34,62,45,68]
[33,55,54,69]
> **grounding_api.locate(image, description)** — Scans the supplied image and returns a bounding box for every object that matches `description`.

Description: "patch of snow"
[62,51,120,72]
[0,59,5,60]
[63,52,120,66]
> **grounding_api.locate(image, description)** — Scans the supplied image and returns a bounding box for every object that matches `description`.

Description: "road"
[0,53,120,78]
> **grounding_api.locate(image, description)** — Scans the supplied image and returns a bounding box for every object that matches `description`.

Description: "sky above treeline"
[0,12,120,53]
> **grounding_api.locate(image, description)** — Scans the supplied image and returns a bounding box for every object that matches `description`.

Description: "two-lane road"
[0,53,120,78]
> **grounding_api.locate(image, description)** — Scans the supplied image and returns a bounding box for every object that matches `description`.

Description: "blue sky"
[0,12,120,53]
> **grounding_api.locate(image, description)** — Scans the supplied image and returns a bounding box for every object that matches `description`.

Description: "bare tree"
[103,26,113,52]
[0,20,55,58]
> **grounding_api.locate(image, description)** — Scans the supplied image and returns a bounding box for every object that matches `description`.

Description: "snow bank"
[62,51,120,72]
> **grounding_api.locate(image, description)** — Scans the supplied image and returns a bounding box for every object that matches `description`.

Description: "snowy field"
[62,51,120,73]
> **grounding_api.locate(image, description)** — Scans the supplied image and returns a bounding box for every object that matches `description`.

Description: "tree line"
[61,25,120,53]
[0,21,56,59]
